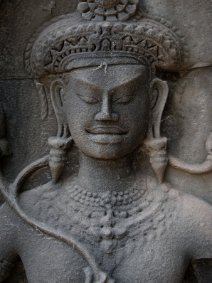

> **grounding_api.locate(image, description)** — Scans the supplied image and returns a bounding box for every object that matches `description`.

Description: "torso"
[9,177,194,282]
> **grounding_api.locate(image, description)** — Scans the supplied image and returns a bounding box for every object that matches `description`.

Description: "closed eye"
[77,93,100,104]
[110,76,141,105]
[112,93,135,104]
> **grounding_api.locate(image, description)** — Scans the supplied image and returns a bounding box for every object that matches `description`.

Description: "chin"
[80,143,136,160]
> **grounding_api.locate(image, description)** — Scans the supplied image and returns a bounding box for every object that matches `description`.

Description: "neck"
[77,153,138,193]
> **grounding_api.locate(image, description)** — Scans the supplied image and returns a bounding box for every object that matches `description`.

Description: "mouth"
[86,126,128,135]
[86,126,128,144]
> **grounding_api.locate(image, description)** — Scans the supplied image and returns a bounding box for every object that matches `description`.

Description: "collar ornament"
[68,181,146,208]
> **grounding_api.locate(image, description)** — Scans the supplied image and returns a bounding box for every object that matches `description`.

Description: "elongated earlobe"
[49,79,73,183]
[50,79,67,137]
[145,79,169,184]
[149,78,169,139]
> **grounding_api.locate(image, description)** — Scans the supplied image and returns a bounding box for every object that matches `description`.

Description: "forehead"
[67,64,149,89]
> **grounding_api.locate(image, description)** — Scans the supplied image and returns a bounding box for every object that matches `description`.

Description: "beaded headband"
[26,0,182,77]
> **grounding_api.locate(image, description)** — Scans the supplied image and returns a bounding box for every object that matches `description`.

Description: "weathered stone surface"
[0,1,211,282]
[141,0,212,68]
[0,0,77,79]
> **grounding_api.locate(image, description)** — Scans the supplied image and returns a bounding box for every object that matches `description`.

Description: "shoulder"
[169,189,212,257]
[181,193,212,244]
[182,193,212,258]
[148,178,212,238]
[162,184,212,229]
[0,202,19,241]
[151,178,212,226]
[18,182,59,216]
[0,202,17,223]
[179,192,212,227]
[17,181,75,227]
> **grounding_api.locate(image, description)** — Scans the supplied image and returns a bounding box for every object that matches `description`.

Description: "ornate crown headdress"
[25,0,183,78]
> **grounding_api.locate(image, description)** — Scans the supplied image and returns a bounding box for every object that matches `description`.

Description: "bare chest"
[18,188,186,283]
[19,227,187,283]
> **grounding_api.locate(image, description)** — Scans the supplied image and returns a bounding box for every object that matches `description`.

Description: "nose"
[95,93,119,122]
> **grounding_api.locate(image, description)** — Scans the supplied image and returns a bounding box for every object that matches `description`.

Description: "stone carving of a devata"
[0,0,212,282]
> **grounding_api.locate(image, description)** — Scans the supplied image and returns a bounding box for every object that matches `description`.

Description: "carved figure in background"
[0,1,211,282]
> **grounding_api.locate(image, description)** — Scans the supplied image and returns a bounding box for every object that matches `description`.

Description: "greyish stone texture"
[0,0,211,282]
[140,0,212,69]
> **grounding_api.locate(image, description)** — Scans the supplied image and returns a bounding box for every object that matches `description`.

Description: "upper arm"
[182,194,212,259]
[0,203,18,281]
[0,203,17,253]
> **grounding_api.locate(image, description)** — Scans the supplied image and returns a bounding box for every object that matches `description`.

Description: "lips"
[86,126,128,144]
[86,126,128,135]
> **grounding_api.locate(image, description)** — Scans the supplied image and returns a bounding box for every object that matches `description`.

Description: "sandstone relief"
[0,1,211,282]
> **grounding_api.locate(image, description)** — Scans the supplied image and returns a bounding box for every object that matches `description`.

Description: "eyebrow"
[72,77,102,92]
[71,72,145,92]
[108,73,143,93]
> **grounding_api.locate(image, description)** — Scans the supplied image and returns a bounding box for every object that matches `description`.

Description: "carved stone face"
[61,64,150,160]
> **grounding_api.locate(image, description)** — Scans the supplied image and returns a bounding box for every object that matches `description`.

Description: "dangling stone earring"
[48,136,73,183]
[48,79,73,183]
[144,137,168,184]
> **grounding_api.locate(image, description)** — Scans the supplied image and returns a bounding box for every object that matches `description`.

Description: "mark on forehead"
[93,62,108,74]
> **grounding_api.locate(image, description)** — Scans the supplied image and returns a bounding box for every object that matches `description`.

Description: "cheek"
[127,97,150,147]
[63,94,97,133]
[118,94,149,130]
[135,96,150,135]
[135,97,149,127]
